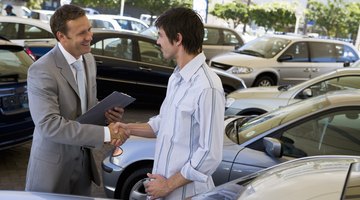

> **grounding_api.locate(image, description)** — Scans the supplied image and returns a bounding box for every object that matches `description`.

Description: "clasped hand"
[108,122,130,146]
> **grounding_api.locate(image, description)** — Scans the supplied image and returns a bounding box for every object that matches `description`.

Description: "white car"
[30,9,55,23]
[87,14,123,31]
[140,24,245,62]
[0,16,55,59]
[225,66,360,115]
[0,16,54,46]
[98,14,149,33]
[209,34,360,87]
[191,155,360,200]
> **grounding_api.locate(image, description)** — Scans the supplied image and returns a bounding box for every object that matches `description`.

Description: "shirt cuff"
[104,127,110,142]
[180,162,208,183]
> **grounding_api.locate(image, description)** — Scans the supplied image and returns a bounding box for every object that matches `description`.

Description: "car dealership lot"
[0,105,158,198]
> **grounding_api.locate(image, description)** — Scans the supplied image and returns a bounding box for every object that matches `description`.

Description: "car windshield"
[0,47,33,82]
[234,36,291,58]
[226,95,331,144]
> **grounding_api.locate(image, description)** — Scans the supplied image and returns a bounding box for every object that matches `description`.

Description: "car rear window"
[0,46,33,81]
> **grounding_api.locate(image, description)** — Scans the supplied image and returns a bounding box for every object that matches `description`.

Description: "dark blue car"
[0,37,34,150]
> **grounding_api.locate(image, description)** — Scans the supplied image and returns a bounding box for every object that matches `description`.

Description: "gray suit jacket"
[25,44,104,193]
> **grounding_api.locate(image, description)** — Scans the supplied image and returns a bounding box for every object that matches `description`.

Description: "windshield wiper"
[0,73,19,82]
[238,49,265,58]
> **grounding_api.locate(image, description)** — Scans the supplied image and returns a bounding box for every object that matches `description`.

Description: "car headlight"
[225,97,235,108]
[230,66,253,74]
[110,146,124,166]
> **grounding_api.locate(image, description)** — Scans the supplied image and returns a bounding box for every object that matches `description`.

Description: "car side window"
[0,22,18,39]
[309,42,337,62]
[295,76,360,99]
[281,109,360,157]
[93,38,133,60]
[281,42,309,62]
[203,27,220,45]
[139,40,169,65]
[223,30,241,45]
[24,24,53,39]
[335,44,359,62]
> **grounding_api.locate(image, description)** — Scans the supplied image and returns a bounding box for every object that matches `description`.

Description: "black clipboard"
[77,91,135,125]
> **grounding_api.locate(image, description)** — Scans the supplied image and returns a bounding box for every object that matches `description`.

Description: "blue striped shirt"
[148,52,225,199]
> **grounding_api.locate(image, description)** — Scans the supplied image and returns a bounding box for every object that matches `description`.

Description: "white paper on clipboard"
[77,91,135,125]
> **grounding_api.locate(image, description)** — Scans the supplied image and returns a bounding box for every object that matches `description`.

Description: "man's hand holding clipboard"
[77,91,135,126]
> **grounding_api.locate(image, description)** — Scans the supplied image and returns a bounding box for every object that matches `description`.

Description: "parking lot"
[0,105,158,198]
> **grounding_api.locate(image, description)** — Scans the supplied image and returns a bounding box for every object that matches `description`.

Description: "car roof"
[262,33,355,45]
[0,16,51,31]
[235,155,360,200]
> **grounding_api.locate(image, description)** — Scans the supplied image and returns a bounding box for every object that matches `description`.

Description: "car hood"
[227,86,281,99]
[211,52,272,66]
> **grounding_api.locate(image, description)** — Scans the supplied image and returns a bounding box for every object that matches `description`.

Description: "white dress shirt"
[148,52,225,199]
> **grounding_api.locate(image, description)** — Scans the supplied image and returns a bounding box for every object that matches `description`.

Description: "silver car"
[209,34,359,87]
[191,155,360,200]
[102,90,360,200]
[225,66,360,115]
[140,24,244,62]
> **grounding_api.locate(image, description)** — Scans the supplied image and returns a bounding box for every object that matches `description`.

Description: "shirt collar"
[177,52,206,82]
[58,43,83,65]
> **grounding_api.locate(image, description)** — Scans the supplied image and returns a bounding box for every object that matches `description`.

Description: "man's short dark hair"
[155,7,204,55]
[50,4,86,41]
[5,4,13,10]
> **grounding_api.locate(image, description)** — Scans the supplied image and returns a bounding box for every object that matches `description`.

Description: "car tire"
[119,166,152,200]
[253,76,275,87]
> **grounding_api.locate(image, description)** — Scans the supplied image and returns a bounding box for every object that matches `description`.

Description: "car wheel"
[253,76,275,87]
[119,166,152,200]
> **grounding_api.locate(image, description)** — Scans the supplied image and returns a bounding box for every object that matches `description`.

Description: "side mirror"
[263,137,283,158]
[302,88,313,98]
[277,54,293,62]
[343,61,351,67]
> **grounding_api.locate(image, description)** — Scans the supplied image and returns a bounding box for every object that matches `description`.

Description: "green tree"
[250,2,296,33]
[345,2,360,41]
[26,0,43,9]
[126,0,192,25]
[210,1,249,32]
[306,0,348,37]
[71,0,120,11]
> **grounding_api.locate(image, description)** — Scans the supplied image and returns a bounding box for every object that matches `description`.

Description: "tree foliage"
[250,2,296,33]
[210,2,249,31]
[346,2,360,41]
[306,0,348,37]
[126,0,192,25]
[26,0,43,9]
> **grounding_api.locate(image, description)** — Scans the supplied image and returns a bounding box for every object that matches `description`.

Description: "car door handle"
[304,68,310,72]
[312,68,319,72]
[139,66,152,71]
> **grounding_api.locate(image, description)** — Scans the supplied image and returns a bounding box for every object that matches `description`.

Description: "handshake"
[108,122,130,146]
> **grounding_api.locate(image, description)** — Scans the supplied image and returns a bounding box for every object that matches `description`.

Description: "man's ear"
[56,31,64,41]
[175,33,182,46]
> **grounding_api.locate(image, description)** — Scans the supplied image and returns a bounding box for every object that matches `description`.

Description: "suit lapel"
[53,45,80,97]
[83,54,92,109]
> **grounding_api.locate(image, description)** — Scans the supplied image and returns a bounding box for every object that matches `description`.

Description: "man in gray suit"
[25,4,127,196]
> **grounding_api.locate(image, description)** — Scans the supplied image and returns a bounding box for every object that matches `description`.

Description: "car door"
[276,41,313,85]
[309,42,359,79]
[279,108,360,157]
[134,38,175,102]
[92,36,141,100]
